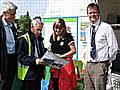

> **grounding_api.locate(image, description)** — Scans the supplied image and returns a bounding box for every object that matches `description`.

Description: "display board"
[77,16,90,62]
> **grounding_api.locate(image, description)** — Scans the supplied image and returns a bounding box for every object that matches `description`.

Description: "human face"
[87,6,99,24]
[4,9,16,23]
[54,23,64,36]
[32,23,43,37]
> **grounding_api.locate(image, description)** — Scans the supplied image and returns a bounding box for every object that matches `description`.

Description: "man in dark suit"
[0,1,18,90]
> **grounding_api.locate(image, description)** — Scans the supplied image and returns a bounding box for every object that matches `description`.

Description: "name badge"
[60,42,64,46]
[90,47,93,51]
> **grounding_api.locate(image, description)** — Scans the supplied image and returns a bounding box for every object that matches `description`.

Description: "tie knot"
[91,25,96,33]
[92,25,95,29]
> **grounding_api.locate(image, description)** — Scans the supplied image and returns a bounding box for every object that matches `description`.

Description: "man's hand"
[36,58,45,65]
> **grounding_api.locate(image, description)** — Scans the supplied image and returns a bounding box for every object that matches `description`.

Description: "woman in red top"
[48,18,77,90]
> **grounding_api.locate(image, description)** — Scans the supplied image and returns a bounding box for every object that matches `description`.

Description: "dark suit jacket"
[0,17,17,81]
[17,31,46,80]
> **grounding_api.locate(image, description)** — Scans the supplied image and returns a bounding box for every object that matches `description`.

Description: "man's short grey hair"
[31,18,43,27]
[2,1,17,13]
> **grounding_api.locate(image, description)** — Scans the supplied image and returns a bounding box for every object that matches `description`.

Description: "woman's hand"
[55,54,61,57]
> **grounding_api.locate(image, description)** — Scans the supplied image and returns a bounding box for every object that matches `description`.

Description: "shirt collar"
[91,19,101,27]
[2,17,13,27]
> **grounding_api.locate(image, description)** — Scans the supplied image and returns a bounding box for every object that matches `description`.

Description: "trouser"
[48,72,59,90]
[22,79,41,90]
[0,80,4,90]
[2,54,17,90]
[52,78,59,90]
[84,61,109,90]
[0,74,3,90]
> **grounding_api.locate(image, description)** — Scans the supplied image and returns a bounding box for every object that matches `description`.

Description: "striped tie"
[90,25,96,59]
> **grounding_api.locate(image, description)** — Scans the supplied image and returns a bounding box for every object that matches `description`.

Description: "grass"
[75,78,84,90]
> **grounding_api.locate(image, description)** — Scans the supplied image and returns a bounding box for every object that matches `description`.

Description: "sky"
[0,0,49,19]
[0,0,96,19]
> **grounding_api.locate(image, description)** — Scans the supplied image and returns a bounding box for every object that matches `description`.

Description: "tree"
[18,11,31,35]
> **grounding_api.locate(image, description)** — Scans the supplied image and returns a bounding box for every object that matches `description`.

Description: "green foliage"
[18,11,31,34]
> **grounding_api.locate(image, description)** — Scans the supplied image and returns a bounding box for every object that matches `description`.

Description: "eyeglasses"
[10,13,16,15]
[6,12,16,16]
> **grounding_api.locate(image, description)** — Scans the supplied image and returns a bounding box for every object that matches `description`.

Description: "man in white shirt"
[84,3,118,90]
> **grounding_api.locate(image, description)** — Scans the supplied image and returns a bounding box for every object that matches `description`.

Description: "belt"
[87,60,109,63]
[7,53,16,58]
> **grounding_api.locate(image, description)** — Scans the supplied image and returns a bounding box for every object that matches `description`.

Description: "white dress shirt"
[85,19,118,62]
[2,18,15,54]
